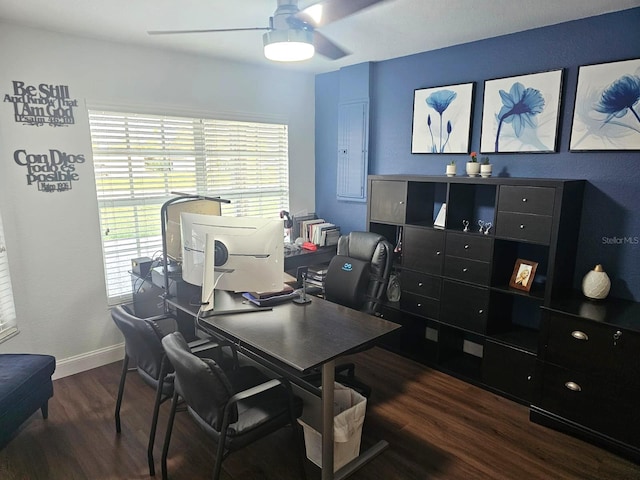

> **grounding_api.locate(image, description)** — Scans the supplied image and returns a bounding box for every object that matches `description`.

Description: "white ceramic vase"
[446,164,456,177]
[582,264,611,300]
[480,164,492,178]
[466,162,480,177]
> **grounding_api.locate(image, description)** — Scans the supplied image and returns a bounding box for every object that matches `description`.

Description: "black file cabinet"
[532,296,640,462]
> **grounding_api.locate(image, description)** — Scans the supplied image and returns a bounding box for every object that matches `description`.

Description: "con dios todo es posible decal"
[13,148,85,193]
[3,80,77,127]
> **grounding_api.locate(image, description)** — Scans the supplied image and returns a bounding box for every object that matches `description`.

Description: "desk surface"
[190,291,399,374]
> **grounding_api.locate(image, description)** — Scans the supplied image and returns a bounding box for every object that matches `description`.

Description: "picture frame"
[480,69,563,153]
[569,58,640,151]
[509,258,538,292]
[411,82,474,154]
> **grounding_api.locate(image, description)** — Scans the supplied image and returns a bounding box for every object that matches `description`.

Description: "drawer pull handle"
[520,224,525,229]
[522,198,528,202]
[464,244,470,249]
[564,381,582,392]
[478,309,484,314]
[436,251,441,255]
[462,268,468,272]
[399,201,405,205]
[418,282,423,287]
[417,303,422,308]
[527,375,532,381]
[571,331,589,341]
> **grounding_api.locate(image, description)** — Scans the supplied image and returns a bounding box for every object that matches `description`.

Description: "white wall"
[0,23,316,378]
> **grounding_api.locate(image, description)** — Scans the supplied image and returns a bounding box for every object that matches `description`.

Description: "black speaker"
[131,257,153,277]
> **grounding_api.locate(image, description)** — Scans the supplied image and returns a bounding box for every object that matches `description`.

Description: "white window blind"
[88,110,289,302]
[0,210,18,343]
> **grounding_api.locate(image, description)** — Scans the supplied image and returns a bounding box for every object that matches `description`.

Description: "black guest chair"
[321,231,394,396]
[111,305,233,476]
[160,332,306,480]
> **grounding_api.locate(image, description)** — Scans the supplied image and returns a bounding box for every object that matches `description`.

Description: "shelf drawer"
[403,226,444,275]
[440,280,489,334]
[401,270,441,299]
[483,340,536,403]
[499,185,555,215]
[542,312,640,382]
[444,256,491,285]
[537,363,640,448]
[369,180,407,224]
[496,211,552,244]
[400,292,440,320]
[445,232,493,262]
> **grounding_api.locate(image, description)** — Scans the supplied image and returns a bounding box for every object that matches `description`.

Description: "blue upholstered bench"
[0,353,56,449]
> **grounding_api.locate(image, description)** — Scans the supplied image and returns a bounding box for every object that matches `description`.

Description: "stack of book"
[305,266,328,290]
[242,284,298,307]
[292,214,340,247]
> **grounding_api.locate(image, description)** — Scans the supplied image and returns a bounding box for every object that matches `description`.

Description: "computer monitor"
[165,199,221,262]
[180,212,284,310]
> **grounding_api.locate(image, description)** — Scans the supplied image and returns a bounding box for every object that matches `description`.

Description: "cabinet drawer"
[369,180,407,224]
[483,340,536,403]
[444,256,491,286]
[496,211,552,244]
[537,363,640,448]
[445,232,493,262]
[401,270,441,299]
[440,281,489,334]
[499,185,555,215]
[542,312,640,382]
[400,292,439,320]
[403,226,444,275]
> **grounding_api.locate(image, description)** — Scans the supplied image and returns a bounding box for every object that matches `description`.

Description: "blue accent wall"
[315,8,640,301]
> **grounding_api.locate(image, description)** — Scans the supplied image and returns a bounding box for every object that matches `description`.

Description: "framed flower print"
[570,58,640,151]
[480,69,563,153]
[411,82,474,154]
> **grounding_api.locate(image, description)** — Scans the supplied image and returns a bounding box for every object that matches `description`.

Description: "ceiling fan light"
[263,29,315,62]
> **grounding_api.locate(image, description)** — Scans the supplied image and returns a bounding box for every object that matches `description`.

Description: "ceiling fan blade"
[297,0,389,27]
[148,27,270,35]
[313,31,349,60]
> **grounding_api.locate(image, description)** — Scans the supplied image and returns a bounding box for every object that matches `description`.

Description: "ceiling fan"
[148,0,391,62]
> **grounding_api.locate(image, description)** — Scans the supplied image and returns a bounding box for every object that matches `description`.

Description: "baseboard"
[53,343,125,380]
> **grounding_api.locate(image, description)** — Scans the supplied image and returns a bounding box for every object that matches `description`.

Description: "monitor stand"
[293,272,312,305]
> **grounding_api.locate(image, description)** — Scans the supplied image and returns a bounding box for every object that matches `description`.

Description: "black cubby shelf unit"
[368,175,585,405]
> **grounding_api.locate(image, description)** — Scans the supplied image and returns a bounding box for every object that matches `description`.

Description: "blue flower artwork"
[412,83,474,154]
[570,58,640,151]
[480,70,563,153]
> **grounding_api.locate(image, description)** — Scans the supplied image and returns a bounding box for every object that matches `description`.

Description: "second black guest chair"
[111,304,231,476]
[160,332,306,480]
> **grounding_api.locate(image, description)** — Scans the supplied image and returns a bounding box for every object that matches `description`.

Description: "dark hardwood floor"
[1,347,638,479]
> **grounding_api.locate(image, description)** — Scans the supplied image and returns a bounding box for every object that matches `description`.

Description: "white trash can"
[298,383,367,472]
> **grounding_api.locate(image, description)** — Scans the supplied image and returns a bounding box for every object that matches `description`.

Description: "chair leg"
[212,428,228,480]
[40,401,49,419]
[115,354,130,433]
[288,392,307,480]
[148,357,170,476]
[161,391,180,480]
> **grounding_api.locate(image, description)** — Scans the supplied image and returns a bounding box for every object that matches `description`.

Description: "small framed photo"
[509,258,538,292]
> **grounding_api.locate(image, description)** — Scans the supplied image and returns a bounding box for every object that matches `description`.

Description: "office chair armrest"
[227,378,289,405]
[152,316,180,337]
[191,339,239,369]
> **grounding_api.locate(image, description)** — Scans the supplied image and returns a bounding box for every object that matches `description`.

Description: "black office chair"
[160,332,306,480]
[111,305,234,476]
[322,231,394,397]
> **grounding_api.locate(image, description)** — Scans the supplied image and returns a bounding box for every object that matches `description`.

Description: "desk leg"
[321,360,335,480]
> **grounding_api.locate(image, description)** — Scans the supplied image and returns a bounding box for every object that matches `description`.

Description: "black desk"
[169,292,399,480]
[284,244,336,273]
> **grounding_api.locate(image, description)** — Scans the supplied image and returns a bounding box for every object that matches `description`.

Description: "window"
[88,110,289,303]
[0,209,18,343]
